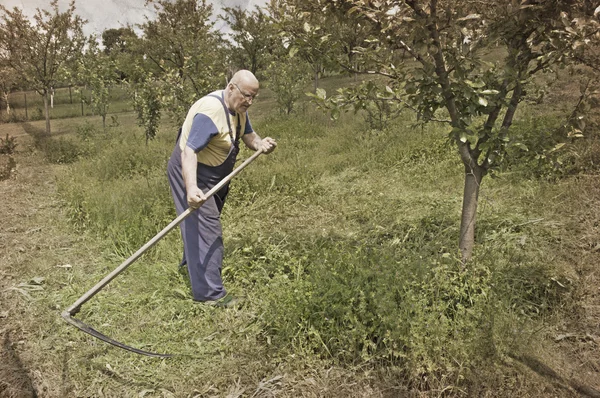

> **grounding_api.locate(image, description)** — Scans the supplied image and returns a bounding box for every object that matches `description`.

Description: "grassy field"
[0,85,134,123]
[1,76,599,397]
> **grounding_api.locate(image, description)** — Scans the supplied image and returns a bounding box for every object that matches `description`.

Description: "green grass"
[4,75,593,396]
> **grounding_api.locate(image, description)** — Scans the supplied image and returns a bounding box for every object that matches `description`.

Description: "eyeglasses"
[233,83,258,102]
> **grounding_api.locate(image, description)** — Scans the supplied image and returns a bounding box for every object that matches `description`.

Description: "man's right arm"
[181,146,206,208]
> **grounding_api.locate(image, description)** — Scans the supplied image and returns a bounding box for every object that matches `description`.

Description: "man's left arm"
[243,131,277,154]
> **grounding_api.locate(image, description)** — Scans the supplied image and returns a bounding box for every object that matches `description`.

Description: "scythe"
[62,149,264,357]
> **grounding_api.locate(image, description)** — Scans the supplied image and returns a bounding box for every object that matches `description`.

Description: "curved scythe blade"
[62,311,172,358]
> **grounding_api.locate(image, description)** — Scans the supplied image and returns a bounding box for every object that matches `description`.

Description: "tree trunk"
[459,164,485,262]
[4,92,9,114]
[43,90,51,135]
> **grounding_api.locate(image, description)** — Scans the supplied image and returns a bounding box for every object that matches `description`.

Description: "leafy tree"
[102,27,137,81]
[303,0,600,261]
[132,75,161,144]
[0,0,85,134]
[265,53,311,114]
[127,0,226,139]
[77,37,119,130]
[101,27,136,55]
[268,0,336,92]
[320,5,372,79]
[221,5,276,76]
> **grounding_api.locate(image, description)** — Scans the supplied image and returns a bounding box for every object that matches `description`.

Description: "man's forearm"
[181,147,198,191]
[251,135,263,151]
[243,132,276,153]
[242,132,262,151]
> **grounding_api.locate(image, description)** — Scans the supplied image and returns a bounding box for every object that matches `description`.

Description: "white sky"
[0,0,267,37]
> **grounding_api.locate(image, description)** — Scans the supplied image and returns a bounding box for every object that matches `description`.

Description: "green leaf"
[513,143,528,151]
[549,143,566,153]
[316,88,327,100]
[478,97,488,107]
[331,108,340,120]
[465,80,485,88]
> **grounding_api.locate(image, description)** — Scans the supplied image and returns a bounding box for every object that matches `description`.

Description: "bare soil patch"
[0,130,86,397]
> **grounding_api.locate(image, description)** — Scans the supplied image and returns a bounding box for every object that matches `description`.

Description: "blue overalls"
[167,93,240,301]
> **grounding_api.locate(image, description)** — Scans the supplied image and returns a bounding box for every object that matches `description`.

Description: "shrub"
[265,56,311,115]
[503,112,600,179]
[0,134,17,154]
[42,137,82,164]
[76,121,97,141]
[32,107,44,121]
[0,155,16,180]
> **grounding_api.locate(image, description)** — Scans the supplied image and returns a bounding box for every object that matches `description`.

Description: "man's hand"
[259,137,277,154]
[187,186,207,209]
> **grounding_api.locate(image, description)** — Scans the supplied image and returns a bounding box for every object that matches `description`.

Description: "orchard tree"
[301,0,600,261]
[102,27,137,81]
[130,0,226,135]
[221,5,276,76]
[0,0,85,134]
[265,53,311,114]
[321,5,372,79]
[102,27,137,55]
[131,73,162,144]
[77,37,119,130]
[268,0,336,92]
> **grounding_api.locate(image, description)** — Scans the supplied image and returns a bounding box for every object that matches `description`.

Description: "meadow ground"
[1,80,600,397]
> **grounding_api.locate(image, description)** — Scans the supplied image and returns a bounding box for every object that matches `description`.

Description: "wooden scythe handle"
[64,149,263,316]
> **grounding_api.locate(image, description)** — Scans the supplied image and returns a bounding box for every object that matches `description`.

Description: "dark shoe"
[206,294,242,308]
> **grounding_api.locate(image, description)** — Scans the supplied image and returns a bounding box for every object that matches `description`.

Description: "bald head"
[224,69,259,114]
[229,69,259,90]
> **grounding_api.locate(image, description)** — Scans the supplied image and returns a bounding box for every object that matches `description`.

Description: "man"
[167,70,276,305]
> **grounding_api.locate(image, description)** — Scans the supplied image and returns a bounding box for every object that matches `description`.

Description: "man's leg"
[167,158,189,273]
[183,196,226,301]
